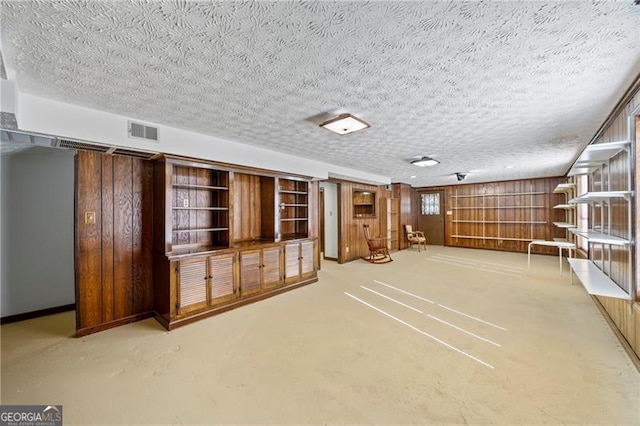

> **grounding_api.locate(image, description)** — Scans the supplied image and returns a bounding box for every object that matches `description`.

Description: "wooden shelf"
[172,207,229,211]
[279,190,307,195]
[451,206,544,210]
[451,235,535,242]
[452,220,546,224]
[568,259,631,300]
[278,178,309,239]
[451,191,546,198]
[172,183,229,191]
[174,227,229,233]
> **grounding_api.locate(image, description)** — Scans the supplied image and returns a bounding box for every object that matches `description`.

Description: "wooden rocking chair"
[362,224,393,264]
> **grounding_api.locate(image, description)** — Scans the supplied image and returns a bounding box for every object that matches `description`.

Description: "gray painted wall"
[1,147,75,317]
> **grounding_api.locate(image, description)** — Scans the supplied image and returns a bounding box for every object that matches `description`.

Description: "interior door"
[418,190,445,245]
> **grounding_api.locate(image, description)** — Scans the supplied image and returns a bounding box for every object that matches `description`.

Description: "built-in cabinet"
[153,156,318,330]
[284,240,316,284]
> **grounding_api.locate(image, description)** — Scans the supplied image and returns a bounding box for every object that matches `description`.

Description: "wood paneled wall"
[338,181,386,263]
[233,173,276,241]
[588,82,639,360]
[76,151,154,335]
[429,177,568,254]
[391,183,416,250]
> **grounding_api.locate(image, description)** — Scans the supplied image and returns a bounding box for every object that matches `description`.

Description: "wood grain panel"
[284,242,300,281]
[338,181,386,263]
[178,258,208,313]
[133,160,154,313]
[76,151,103,329]
[260,176,275,240]
[153,160,170,253]
[209,253,236,304]
[113,156,134,319]
[301,240,315,275]
[635,303,640,356]
[391,183,416,250]
[434,177,566,254]
[77,151,155,335]
[240,250,261,296]
[234,173,263,241]
[100,155,114,323]
[261,246,281,289]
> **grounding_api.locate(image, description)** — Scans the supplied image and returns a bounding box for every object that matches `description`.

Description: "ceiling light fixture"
[410,156,440,167]
[319,113,370,135]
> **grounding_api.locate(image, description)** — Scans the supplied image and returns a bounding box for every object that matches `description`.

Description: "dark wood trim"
[75,311,155,337]
[1,304,75,325]
[156,277,318,330]
[160,154,313,181]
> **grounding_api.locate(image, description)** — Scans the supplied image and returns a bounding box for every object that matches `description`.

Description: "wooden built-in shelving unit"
[147,155,319,330]
[278,178,309,240]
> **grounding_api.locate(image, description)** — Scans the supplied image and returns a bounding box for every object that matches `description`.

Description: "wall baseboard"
[1,303,75,325]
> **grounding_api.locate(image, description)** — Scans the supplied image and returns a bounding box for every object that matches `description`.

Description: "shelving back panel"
[279,178,309,239]
[171,165,229,250]
[233,173,276,242]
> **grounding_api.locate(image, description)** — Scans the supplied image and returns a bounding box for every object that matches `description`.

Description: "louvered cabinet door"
[261,246,282,289]
[177,258,208,315]
[284,242,301,284]
[209,253,237,306]
[239,249,262,297]
[300,240,316,278]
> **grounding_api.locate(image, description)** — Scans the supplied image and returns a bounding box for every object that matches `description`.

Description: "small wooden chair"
[405,225,427,252]
[362,224,393,264]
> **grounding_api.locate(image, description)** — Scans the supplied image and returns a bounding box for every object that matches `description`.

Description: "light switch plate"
[85,211,96,225]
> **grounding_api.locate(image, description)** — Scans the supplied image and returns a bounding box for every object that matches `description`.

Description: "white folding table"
[527,240,576,274]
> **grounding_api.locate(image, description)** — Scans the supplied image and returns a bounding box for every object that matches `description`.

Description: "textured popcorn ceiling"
[1,1,639,186]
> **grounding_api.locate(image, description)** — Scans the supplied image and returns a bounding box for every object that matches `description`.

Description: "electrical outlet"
[183,199,189,208]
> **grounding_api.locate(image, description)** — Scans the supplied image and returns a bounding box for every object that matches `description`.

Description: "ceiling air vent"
[128,121,158,142]
[58,139,110,153]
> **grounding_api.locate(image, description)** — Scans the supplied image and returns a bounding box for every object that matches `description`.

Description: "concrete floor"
[2,246,639,425]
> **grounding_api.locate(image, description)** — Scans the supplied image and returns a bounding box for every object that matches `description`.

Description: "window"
[421,193,440,215]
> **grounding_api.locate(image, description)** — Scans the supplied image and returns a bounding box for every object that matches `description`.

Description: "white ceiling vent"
[128,121,158,142]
